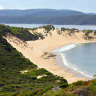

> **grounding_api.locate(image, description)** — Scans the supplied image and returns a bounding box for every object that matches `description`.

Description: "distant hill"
[0,9,85,17]
[1,15,96,25]
[0,9,96,25]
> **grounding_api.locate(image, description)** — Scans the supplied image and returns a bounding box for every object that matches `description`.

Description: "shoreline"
[54,53,89,78]
[5,31,96,84]
[52,41,96,80]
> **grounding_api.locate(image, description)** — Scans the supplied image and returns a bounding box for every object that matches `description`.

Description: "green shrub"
[42,25,55,32]
[73,81,85,86]
[59,83,68,88]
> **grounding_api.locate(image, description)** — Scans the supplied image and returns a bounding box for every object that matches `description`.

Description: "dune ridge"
[5,28,96,83]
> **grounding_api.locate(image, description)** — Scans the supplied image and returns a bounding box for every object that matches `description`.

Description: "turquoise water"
[62,43,96,78]
[5,24,96,30]
[53,42,96,78]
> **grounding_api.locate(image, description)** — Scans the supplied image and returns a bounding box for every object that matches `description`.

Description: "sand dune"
[5,29,96,83]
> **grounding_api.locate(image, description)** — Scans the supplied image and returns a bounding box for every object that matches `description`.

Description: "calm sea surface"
[63,43,96,78]
[4,24,96,30]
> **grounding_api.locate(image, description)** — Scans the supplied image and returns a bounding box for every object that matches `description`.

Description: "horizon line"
[0,8,95,13]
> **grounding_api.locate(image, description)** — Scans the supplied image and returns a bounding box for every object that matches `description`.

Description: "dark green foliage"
[0,36,13,52]
[59,83,68,88]
[36,32,45,39]
[0,37,37,85]
[0,24,11,36]
[72,81,85,86]
[0,24,41,41]
[61,27,79,36]
[41,25,55,32]
[61,27,66,31]
[94,31,96,35]
[84,30,94,40]
[44,79,96,96]
[9,26,39,41]
[85,30,92,36]
[0,36,68,95]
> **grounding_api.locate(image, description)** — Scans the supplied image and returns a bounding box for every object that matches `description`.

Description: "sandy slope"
[5,29,95,83]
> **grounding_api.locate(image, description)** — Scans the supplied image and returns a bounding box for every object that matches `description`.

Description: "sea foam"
[53,43,93,79]
[53,44,76,53]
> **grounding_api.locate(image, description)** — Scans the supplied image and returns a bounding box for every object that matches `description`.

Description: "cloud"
[0,6,4,10]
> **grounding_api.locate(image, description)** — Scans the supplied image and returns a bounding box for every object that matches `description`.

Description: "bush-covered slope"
[43,80,96,96]
[0,24,55,41]
[1,25,96,96]
[0,24,39,41]
[0,36,68,96]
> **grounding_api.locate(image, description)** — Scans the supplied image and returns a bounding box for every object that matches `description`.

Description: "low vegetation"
[61,27,79,36]
[41,25,55,32]
[43,80,96,96]
[84,30,94,40]
[0,24,96,96]
[0,36,68,96]
[61,27,96,39]
[0,24,45,41]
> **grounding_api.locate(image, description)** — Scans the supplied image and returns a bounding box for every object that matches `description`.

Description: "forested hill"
[1,15,96,25]
[0,9,85,17]
[0,9,96,25]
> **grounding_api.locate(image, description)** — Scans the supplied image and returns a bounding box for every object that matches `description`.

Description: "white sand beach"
[5,29,96,84]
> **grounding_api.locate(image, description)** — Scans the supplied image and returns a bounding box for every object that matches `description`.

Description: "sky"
[0,0,96,13]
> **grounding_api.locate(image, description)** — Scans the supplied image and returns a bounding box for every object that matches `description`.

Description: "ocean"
[53,42,96,79]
